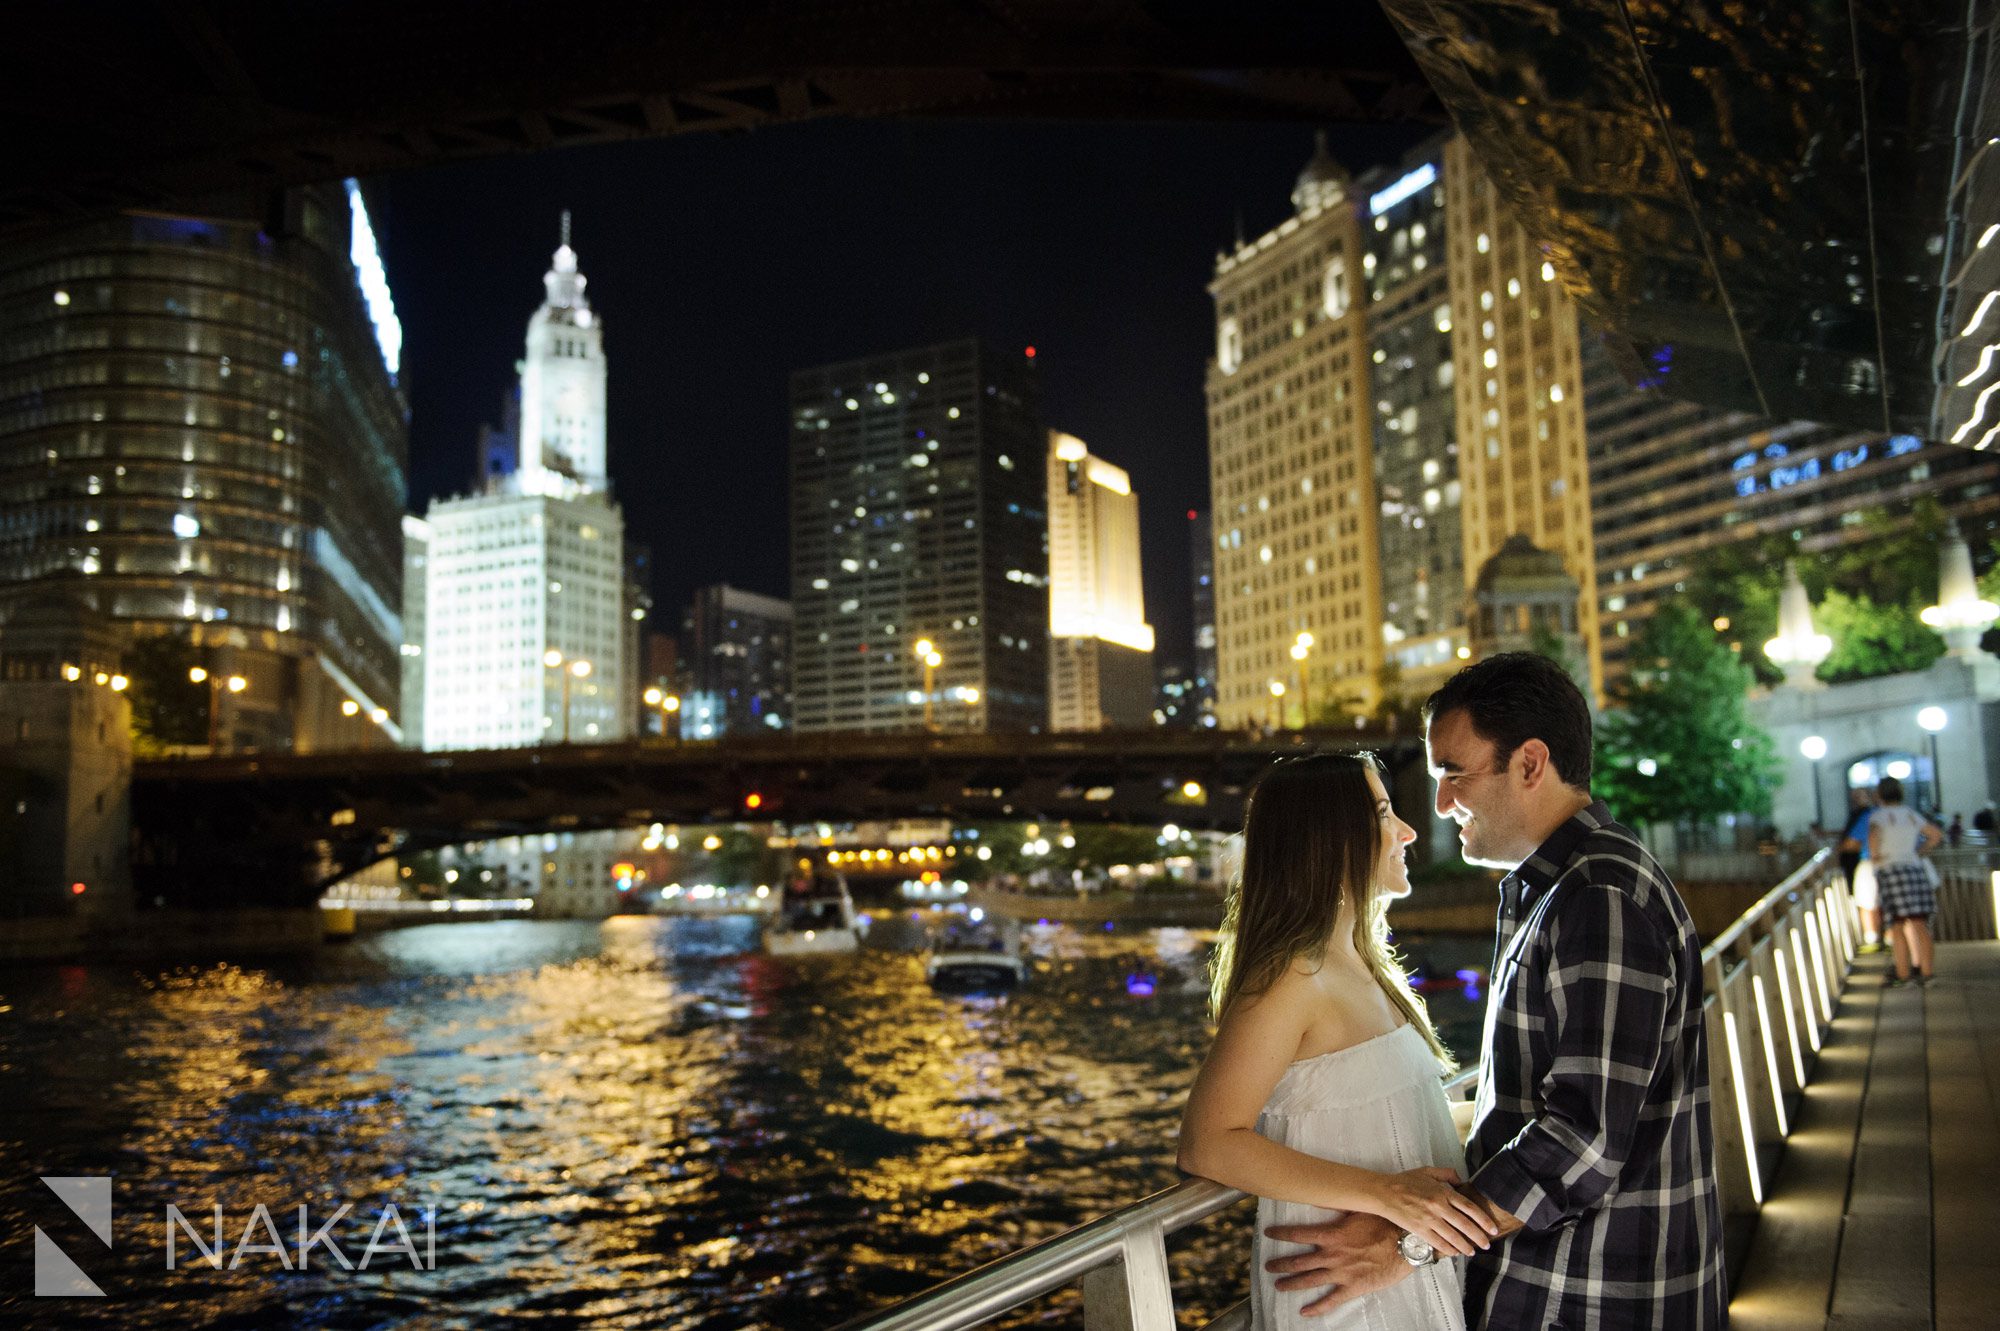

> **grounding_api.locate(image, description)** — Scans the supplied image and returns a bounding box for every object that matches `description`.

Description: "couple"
[1178,653,1727,1329]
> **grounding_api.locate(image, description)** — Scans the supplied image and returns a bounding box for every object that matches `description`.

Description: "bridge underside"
[131,732,1424,909]
[3,0,1438,231]
[1379,0,2000,444]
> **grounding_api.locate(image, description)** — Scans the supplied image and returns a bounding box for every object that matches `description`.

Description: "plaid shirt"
[1463,801,1727,1330]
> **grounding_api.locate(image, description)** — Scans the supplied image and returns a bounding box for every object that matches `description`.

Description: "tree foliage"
[1682,500,1961,685]
[124,633,208,756]
[1596,601,1782,828]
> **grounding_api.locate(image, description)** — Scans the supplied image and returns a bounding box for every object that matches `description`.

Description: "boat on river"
[764,876,863,955]
[924,911,1027,991]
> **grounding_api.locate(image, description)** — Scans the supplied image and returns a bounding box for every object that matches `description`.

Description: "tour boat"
[924,911,1027,991]
[764,877,864,955]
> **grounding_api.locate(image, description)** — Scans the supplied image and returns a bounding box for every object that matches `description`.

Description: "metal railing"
[840,851,1858,1331]
[1933,853,2000,941]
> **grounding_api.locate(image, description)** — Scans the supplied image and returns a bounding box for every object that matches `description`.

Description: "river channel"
[0,914,1489,1329]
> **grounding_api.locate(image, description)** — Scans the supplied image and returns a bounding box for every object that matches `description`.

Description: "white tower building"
[408,218,636,916]
[517,213,609,497]
[1047,432,1155,730]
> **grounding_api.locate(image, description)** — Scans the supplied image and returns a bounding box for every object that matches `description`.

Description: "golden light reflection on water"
[0,917,1489,1330]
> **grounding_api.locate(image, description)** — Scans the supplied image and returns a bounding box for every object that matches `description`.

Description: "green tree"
[1596,601,1782,829]
[124,633,208,756]
[1811,589,1944,683]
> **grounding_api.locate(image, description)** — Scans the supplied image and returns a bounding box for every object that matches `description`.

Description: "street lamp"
[542,651,592,742]
[1289,631,1314,728]
[1799,735,1828,830]
[914,638,942,731]
[1763,561,1831,688]
[1918,706,1948,814]
[1267,679,1287,731]
[643,686,682,743]
[189,666,247,752]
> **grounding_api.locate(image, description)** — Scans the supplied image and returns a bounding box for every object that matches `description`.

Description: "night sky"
[372,118,1425,666]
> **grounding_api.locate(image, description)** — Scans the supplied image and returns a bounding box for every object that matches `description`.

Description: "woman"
[1178,753,1493,1330]
[1868,775,1944,986]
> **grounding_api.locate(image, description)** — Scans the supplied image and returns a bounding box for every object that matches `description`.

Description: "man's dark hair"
[1423,651,1593,789]
[1876,775,1904,805]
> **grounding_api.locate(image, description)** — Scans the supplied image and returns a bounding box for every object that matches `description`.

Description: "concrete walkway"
[1731,940,2000,1330]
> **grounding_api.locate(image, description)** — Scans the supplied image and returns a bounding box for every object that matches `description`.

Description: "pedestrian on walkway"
[1869,775,1944,987]
[1839,789,1881,951]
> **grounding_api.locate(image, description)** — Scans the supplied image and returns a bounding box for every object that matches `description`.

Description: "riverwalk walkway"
[1732,939,2000,1330]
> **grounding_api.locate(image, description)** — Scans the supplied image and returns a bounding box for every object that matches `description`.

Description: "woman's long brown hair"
[1208,752,1456,1072]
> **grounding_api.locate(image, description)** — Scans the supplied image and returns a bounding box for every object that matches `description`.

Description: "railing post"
[1081,1226,1177,1331]
[1704,961,1760,1218]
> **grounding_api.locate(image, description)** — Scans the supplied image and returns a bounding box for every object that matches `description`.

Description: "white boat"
[924,911,1027,991]
[764,877,863,956]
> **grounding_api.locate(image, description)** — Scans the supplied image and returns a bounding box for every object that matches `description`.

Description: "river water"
[0,915,1488,1330]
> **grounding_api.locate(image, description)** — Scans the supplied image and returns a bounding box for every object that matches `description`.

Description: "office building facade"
[681,583,792,736]
[1046,432,1154,730]
[0,183,409,752]
[790,338,1048,733]
[1205,133,1600,722]
[1204,138,1384,728]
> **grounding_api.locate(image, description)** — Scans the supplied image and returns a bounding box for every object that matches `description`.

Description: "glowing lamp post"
[190,666,248,752]
[1918,706,1948,814]
[544,651,592,743]
[1289,631,1314,728]
[1799,735,1828,830]
[914,638,943,731]
[1267,679,1287,732]
[643,687,682,743]
[1763,561,1832,689]
[1920,520,1999,656]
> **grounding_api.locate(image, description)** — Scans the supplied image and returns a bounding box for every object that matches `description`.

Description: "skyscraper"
[1046,432,1154,730]
[1205,137,1384,728]
[1439,135,1597,693]
[0,183,409,752]
[1205,132,1601,723]
[681,583,792,736]
[790,338,1048,733]
[413,219,631,752]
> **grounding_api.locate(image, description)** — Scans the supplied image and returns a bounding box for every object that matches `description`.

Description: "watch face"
[1399,1233,1436,1265]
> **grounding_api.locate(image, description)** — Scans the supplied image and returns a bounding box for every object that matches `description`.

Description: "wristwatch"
[1396,1231,1438,1267]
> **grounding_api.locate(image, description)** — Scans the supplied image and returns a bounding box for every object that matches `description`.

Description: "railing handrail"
[828,1178,1248,1331]
[1704,846,1834,957]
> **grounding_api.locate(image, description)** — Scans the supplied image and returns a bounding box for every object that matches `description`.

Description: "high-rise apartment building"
[1046,432,1154,730]
[413,222,631,753]
[1205,133,1601,722]
[0,183,409,751]
[1356,138,1461,691]
[1582,330,2000,689]
[1205,138,1383,728]
[681,583,792,735]
[1440,135,1597,693]
[790,338,1048,733]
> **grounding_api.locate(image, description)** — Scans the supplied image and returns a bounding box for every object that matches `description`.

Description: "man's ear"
[1515,739,1553,790]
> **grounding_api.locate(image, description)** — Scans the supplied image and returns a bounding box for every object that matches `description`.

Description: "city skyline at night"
[373,119,1430,673]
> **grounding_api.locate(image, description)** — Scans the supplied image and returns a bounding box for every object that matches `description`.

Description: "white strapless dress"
[1250,1022,1467,1331]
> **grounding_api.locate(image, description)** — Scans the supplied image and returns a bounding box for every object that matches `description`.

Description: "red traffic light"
[70,881,87,895]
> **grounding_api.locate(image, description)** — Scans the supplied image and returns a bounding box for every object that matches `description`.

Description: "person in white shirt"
[1867,775,1945,987]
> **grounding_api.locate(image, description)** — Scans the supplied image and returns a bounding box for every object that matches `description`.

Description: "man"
[1266,652,1727,1328]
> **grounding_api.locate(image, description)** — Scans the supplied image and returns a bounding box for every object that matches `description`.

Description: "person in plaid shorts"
[1867,774,1944,987]
[1262,653,1727,1328]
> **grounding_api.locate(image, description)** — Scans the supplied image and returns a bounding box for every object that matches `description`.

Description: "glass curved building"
[0,184,408,751]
